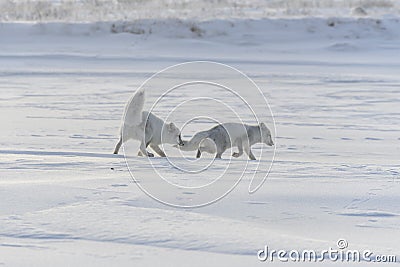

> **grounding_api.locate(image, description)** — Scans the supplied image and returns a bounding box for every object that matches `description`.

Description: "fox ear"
[259,122,266,128]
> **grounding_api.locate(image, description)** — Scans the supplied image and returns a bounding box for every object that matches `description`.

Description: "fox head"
[260,123,274,146]
[163,122,184,146]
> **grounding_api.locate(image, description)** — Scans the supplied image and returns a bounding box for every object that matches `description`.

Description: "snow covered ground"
[1,3,400,266]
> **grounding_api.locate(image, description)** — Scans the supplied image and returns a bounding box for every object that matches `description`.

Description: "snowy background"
[1,0,399,266]
[1,0,400,21]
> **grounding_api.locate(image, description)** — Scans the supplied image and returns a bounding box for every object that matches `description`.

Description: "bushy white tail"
[124,88,145,126]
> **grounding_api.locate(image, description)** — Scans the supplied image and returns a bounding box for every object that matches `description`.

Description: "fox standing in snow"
[176,123,274,160]
[114,88,184,157]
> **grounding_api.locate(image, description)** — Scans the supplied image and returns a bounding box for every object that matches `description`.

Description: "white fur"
[114,88,183,157]
[177,122,274,160]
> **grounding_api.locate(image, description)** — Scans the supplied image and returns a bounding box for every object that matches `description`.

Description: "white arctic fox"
[176,123,274,160]
[114,88,184,157]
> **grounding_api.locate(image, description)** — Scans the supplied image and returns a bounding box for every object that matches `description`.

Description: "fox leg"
[232,139,243,158]
[196,149,202,158]
[247,150,256,160]
[232,148,243,158]
[113,136,123,154]
[243,142,256,160]
[138,141,146,157]
[150,144,167,157]
[215,148,224,159]
[138,150,154,157]
[138,130,154,157]
[139,140,154,157]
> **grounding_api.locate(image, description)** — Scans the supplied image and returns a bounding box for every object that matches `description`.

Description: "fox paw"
[232,152,240,158]
[147,152,154,157]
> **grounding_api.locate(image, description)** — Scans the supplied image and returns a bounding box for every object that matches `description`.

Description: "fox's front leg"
[150,144,166,157]
[139,140,154,157]
[247,150,256,160]
[243,142,256,160]
[232,139,243,158]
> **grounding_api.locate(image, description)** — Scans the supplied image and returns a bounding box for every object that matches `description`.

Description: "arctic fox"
[113,88,184,157]
[176,123,274,160]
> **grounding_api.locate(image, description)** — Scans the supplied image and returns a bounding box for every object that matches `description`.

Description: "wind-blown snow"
[0,5,399,267]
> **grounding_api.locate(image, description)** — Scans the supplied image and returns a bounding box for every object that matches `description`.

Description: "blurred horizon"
[0,0,399,22]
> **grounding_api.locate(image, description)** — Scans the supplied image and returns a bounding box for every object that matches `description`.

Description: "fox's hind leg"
[196,149,202,158]
[150,144,167,157]
[113,136,123,154]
